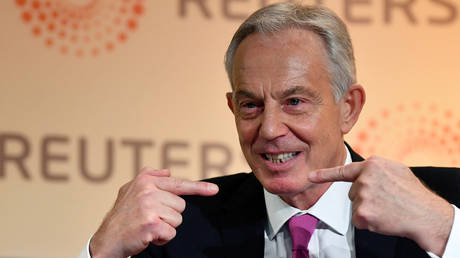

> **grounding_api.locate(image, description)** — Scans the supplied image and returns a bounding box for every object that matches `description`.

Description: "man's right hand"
[89,167,219,258]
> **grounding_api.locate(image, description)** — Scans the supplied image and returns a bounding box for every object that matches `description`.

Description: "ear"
[226,92,234,113]
[339,84,365,134]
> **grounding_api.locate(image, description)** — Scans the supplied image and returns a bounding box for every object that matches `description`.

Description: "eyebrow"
[233,86,321,102]
[279,86,321,101]
[233,90,259,101]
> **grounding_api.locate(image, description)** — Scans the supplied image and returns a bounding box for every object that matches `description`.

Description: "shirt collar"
[264,146,352,240]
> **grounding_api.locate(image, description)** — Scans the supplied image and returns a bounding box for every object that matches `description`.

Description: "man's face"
[228,28,350,197]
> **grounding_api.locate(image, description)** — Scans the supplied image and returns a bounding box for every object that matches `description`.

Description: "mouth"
[262,152,301,164]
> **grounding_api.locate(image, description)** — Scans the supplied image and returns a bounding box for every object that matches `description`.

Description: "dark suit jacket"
[135,149,460,258]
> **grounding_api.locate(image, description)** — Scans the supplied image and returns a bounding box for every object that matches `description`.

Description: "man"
[79,3,460,258]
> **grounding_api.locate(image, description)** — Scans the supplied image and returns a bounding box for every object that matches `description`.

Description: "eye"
[243,102,257,108]
[238,101,262,119]
[288,98,301,106]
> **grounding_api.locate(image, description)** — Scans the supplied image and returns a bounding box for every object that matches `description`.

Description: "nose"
[259,105,289,141]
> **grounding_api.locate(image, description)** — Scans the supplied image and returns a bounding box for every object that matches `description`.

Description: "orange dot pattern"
[15,0,146,57]
[352,103,460,166]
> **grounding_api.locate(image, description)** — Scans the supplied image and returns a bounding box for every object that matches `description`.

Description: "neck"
[280,182,332,210]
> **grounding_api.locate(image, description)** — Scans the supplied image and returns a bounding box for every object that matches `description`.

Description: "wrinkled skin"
[89,168,218,258]
[227,28,363,209]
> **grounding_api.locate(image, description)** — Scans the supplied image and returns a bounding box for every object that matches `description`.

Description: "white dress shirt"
[79,148,460,258]
[263,182,355,258]
[262,148,460,258]
[263,149,355,258]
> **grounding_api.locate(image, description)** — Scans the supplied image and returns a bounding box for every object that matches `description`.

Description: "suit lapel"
[219,173,266,258]
[347,142,364,163]
[348,144,432,258]
[354,228,397,258]
[348,145,399,258]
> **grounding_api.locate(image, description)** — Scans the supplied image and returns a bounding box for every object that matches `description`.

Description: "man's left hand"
[309,155,454,256]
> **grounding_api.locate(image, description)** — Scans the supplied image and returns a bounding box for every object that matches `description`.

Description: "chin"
[259,176,312,196]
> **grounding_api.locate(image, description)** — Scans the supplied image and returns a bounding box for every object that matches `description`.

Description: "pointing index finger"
[156,177,219,196]
[308,161,364,183]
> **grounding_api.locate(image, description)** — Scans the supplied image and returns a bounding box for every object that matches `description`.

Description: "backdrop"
[1,0,459,257]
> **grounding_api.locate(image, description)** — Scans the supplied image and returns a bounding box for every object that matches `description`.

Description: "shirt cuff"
[441,204,460,257]
[426,204,460,258]
[77,235,92,258]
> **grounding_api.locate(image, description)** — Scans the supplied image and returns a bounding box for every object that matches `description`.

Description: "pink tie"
[288,214,319,258]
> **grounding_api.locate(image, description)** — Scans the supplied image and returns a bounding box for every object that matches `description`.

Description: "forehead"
[231,28,330,94]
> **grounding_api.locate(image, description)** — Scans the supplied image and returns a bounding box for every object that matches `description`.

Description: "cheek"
[287,111,341,147]
[236,120,259,145]
[286,115,319,141]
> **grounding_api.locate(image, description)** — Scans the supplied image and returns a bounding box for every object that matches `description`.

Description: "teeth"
[263,152,299,163]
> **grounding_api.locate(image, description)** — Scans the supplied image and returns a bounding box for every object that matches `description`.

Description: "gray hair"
[224,2,356,101]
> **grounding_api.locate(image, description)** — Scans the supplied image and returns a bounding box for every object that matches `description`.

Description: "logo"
[14,0,145,57]
[352,102,460,166]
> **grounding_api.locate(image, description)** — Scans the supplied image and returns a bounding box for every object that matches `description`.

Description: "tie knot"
[288,214,318,258]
